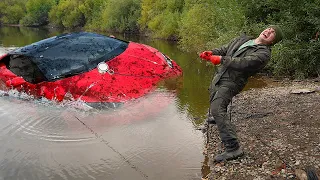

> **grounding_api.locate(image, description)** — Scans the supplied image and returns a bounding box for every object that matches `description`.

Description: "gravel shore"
[205,80,320,180]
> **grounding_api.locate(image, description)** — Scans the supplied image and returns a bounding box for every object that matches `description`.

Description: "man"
[199,25,283,162]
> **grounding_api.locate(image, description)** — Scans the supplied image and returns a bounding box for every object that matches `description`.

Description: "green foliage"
[179,0,245,52]
[147,11,180,39]
[178,4,215,51]
[270,40,320,78]
[20,0,56,26]
[138,0,155,30]
[101,0,141,33]
[139,0,183,39]
[0,0,26,24]
[79,0,106,30]
[49,0,85,28]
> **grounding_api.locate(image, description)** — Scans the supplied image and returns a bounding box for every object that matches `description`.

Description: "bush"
[101,0,141,33]
[147,11,180,39]
[179,0,245,52]
[79,0,106,30]
[270,40,320,79]
[178,4,216,52]
[49,0,85,29]
[0,0,26,24]
[20,0,56,26]
[139,0,183,39]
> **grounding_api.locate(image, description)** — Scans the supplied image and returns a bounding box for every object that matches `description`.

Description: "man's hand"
[199,51,213,60]
[199,51,221,65]
[208,55,221,65]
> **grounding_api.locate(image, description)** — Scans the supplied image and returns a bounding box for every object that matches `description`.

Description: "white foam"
[0,47,17,56]
[0,89,94,111]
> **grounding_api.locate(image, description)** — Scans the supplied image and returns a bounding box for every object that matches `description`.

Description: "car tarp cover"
[9,32,128,81]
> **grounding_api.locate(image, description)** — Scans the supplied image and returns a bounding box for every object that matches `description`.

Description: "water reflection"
[0,26,49,47]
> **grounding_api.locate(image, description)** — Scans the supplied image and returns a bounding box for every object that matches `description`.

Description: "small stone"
[295,169,307,180]
[290,88,315,94]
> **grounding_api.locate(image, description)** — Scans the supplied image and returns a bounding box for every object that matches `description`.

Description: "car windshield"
[9,32,128,82]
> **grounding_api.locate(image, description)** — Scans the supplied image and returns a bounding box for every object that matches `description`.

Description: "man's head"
[257,25,283,45]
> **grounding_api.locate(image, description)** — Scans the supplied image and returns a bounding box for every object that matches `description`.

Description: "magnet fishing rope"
[74,116,149,179]
[252,132,296,180]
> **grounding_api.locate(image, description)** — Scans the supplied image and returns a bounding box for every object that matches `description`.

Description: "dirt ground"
[204,79,320,180]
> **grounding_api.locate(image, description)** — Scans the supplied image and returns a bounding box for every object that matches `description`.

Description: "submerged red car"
[0,32,182,107]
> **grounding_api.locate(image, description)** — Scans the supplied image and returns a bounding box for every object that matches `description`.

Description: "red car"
[0,32,182,107]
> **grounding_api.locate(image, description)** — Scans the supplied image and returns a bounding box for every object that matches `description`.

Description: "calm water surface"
[0,26,268,180]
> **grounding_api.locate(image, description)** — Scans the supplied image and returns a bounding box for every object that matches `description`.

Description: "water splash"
[0,89,94,111]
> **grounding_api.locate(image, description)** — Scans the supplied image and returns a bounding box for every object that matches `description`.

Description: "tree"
[139,0,184,39]
[79,0,106,30]
[20,0,56,26]
[0,0,26,24]
[179,0,245,52]
[49,0,85,28]
[101,0,141,33]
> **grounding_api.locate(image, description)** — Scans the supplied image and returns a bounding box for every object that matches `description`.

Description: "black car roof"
[8,32,128,81]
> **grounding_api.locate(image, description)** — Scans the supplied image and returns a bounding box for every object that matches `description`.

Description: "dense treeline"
[0,0,319,78]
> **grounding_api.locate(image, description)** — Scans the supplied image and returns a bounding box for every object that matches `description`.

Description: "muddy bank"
[205,80,320,180]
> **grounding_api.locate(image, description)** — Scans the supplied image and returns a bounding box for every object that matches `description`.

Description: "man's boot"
[214,147,244,162]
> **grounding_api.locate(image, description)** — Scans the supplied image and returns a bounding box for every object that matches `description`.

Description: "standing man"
[199,25,283,162]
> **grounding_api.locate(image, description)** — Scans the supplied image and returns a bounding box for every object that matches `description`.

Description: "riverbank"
[205,79,320,180]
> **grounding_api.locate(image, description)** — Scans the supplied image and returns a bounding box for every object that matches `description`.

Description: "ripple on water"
[0,92,125,179]
[0,91,98,144]
[0,84,203,180]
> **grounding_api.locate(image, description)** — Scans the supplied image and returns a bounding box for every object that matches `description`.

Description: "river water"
[0,26,268,180]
